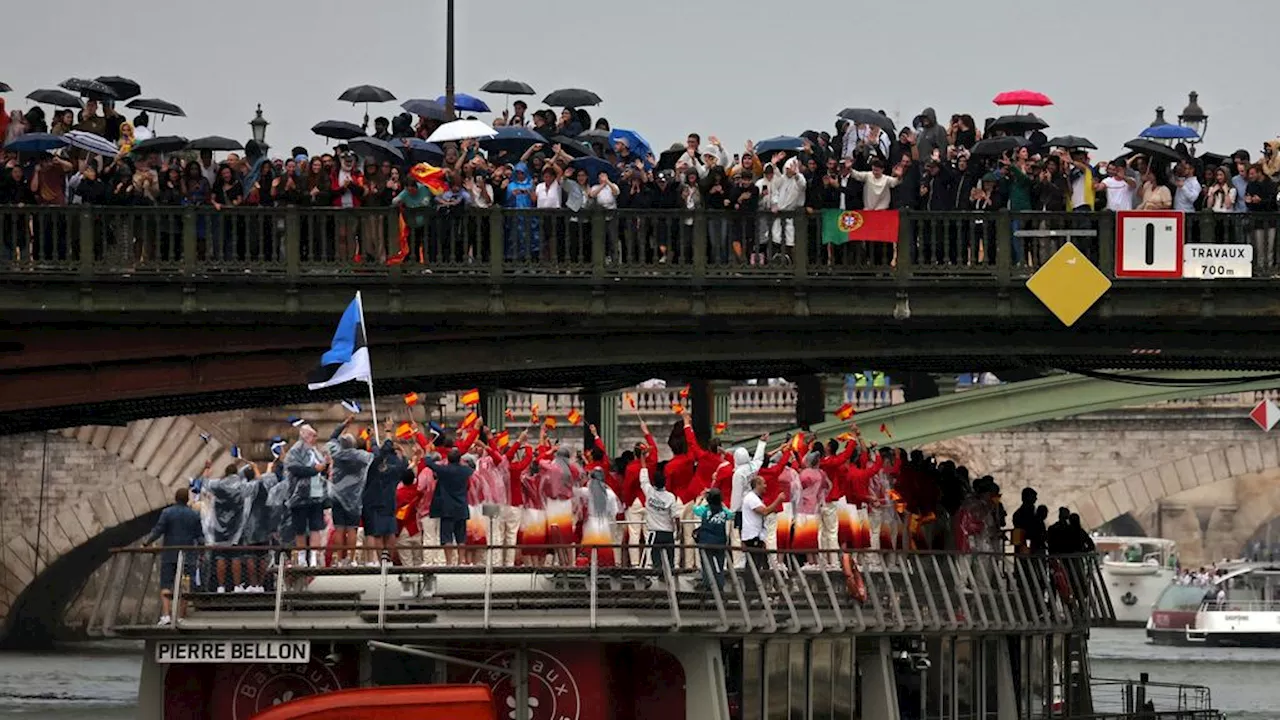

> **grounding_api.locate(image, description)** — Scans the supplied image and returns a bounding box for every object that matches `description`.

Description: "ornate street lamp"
[1178,91,1208,145]
[249,104,269,146]
[1148,106,1167,128]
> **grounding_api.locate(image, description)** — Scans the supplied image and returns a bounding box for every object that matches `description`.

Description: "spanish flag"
[567,408,582,426]
[835,432,855,442]
[459,411,478,430]
[679,385,690,399]
[530,403,540,424]
[504,408,515,422]
[403,392,420,406]
[395,422,414,440]
[714,422,727,435]
[495,431,510,449]
[671,402,684,415]
[879,423,893,439]
[790,433,807,454]
[358,427,371,445]
[460,388,480,407]
[625,393,636,410]
[835,403,855,421]
[544,416,557,430]
[389,163,449,265]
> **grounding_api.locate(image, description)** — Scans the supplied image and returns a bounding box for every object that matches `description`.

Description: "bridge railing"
[1,206,1268,281]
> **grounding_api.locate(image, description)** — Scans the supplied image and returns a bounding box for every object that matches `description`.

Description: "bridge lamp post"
[1178,91,1208,149]
[249,104,269,147]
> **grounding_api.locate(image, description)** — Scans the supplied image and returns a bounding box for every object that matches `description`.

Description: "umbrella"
[401,98,453,122]
[754,136,807,155]
[969,136,1028,158]
[339,84,396,104]
[399,138,444,164]
[63,130,119,156]
[126,98,185,117]
[571,155,619,182]
[187,135,244,152]
[1045,135,1096,150]
[987,114,1049,134]
[480,79,536,96]
[427,119,497,143]
[312,120,366,141]
[131,135,189,155]
[0,82,12,93]
[608,129,651,158]
[838,108,895,133]
[578,128,611,146]
[3,132,68,153]
[549,135,594,158]
[479,126,545,155]
[992,90,1053,108]
[1123,138,1184,164]
[656,147,685,173]
[95,76,141,101]
[26,89,83,108]
[59,78,118,101]
[1139,124,1200,141]
[348,136,405,163]
[435,93,490,113]
[543,88,602,107]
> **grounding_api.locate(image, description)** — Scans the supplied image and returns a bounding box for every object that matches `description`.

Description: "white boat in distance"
[1093,536,1178,626]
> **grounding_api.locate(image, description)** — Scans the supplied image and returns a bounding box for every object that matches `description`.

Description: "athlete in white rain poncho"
[238,462,284,591]
[575,468,621,566]
[203,464,256,591]
[326,428,374,565]
[284,428,331,566]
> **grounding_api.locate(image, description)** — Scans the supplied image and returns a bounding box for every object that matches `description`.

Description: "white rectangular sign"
[1183,243,1253,279]
[155,640,311,664]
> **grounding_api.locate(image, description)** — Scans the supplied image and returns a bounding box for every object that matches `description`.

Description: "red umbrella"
[993,89,1053,107]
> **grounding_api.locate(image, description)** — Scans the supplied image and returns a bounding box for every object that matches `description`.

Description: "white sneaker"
[157,615,171,625]
[296,555,309,568]
[308,550,319,566]
[216,587,226,594]
[233,584,247,593]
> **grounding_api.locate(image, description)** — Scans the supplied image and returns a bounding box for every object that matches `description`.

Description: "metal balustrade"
[87,545,1112,639]
[2,206,1272,282]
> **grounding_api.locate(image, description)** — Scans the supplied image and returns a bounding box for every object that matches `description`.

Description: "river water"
[0,630,1272,718]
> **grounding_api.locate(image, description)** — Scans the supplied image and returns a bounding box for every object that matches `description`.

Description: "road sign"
[1026,242,1112,327]
[1183,243,1253,279]
[1116,210,1183,278]
[1250,399,1279,432]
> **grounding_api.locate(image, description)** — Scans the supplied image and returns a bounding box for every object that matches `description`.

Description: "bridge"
[3,378,1280,648]
[4,206,1280,434]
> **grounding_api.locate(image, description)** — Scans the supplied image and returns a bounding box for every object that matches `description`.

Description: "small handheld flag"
[270,437,286,458]
[544,416,557,430]
[403,392,420,407]
[230,444,241,459]
[199,432,211,443]
[357,428,371,446]
[428,421,446,437]
[790,433,807,454]
[341,399,362,414]
[835,403,855,421]
[879,423,893,439]
[306,294,372,391]
[530,404,540,424]
[495,431,511,449]
[679,385,690,399]
[395,422,414,439]
[671,402,685,415]
[625,394,637,410]
[287,415,306,428]
[504,408,515,422]
[714,422,727,435]
[567,408,582,426]
[460,388,481,407]
[459,411,479,430]
[835,432,855,442]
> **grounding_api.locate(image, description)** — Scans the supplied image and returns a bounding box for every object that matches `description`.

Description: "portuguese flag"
[821,209,900,244]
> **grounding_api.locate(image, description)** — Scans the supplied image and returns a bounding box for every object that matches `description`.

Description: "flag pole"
[355,291,381,445]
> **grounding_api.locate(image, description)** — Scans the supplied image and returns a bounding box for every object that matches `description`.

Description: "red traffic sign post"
[1115,210,1184,278]
[1250,399,1279,432]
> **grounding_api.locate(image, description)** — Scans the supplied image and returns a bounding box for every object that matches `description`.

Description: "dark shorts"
[160,559,195,591]
[439,517,467,545]
[291,504,326,535]
[332,504,360,528]
[363,509,397,538]
[213,548,242,565]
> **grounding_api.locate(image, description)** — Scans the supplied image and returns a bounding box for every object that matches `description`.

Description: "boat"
[1092,536,1178,626]
[1148,563,1280,647]
[87,542,1222,719]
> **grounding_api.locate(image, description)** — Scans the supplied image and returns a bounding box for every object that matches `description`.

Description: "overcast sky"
[3,0,1275,161]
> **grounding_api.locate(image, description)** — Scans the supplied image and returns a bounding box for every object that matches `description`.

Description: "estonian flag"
[307,294,373,391]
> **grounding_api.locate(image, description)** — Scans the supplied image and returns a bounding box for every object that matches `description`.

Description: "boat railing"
[1196,599,1280,612]
[85,545,1112,638]
[1089,674,1215,716]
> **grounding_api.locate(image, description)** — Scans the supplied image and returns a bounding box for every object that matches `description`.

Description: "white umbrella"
[63,130,120,157]
[426,119,497,144]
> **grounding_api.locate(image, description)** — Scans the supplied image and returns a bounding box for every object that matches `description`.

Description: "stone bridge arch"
[0,417,236,648]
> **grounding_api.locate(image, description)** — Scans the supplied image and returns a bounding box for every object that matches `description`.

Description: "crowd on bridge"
[5,86,1280,270]
[140,401,1093,623]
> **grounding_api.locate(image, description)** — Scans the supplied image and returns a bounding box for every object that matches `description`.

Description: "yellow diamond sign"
[1025,242,1111,327]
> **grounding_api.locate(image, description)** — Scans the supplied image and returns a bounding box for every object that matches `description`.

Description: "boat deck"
[88,547,1113,640]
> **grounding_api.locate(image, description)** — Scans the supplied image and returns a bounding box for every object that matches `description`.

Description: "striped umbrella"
[63,130,120,157]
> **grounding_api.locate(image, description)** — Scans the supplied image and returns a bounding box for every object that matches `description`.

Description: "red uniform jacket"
[622,432,658,507]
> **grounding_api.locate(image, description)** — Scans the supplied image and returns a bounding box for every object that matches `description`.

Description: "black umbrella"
[348,136,405,164]
[479,126,546,155]
[312,120,366,141]
[969,136,1028,158]
[480,79,536,96]
[126,98,185,117]
[1047,135,1096,150]
[0,82,11,93]
[399,138,444,165]
[339,84,396,104]
[400,99,452,122]
[131,135,189,155]
[95,76,141,101]
[1123,138,1184,165]
[987,114,1049,135]
[27,89,83,108]
[543,88,602,107]
[578,128,611,146]
[549,135,594,158]
[187,135,244,152]
[838,107,895,133]
[59,78,118,101]
[656,147,684,173]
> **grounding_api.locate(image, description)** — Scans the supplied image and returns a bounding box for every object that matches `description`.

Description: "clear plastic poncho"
[284,440,328,507]
[266,473,294,543]
[204,469,253,546]
[325,437,374,518]
[241,470,284,545]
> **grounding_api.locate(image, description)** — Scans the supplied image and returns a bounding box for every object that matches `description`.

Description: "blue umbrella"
[571,155,619,182]
[435,93,490,113]
[608,129,651,158]
[754,135,806,155]
[399,138,444,165]
[479,126,546,155]
[3,132,68,153]
[1139,124,1200,141]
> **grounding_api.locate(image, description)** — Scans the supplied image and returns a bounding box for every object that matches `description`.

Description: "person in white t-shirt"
[534,164,564,209]
[1095,163,1136,211]
[740,474,783,591]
